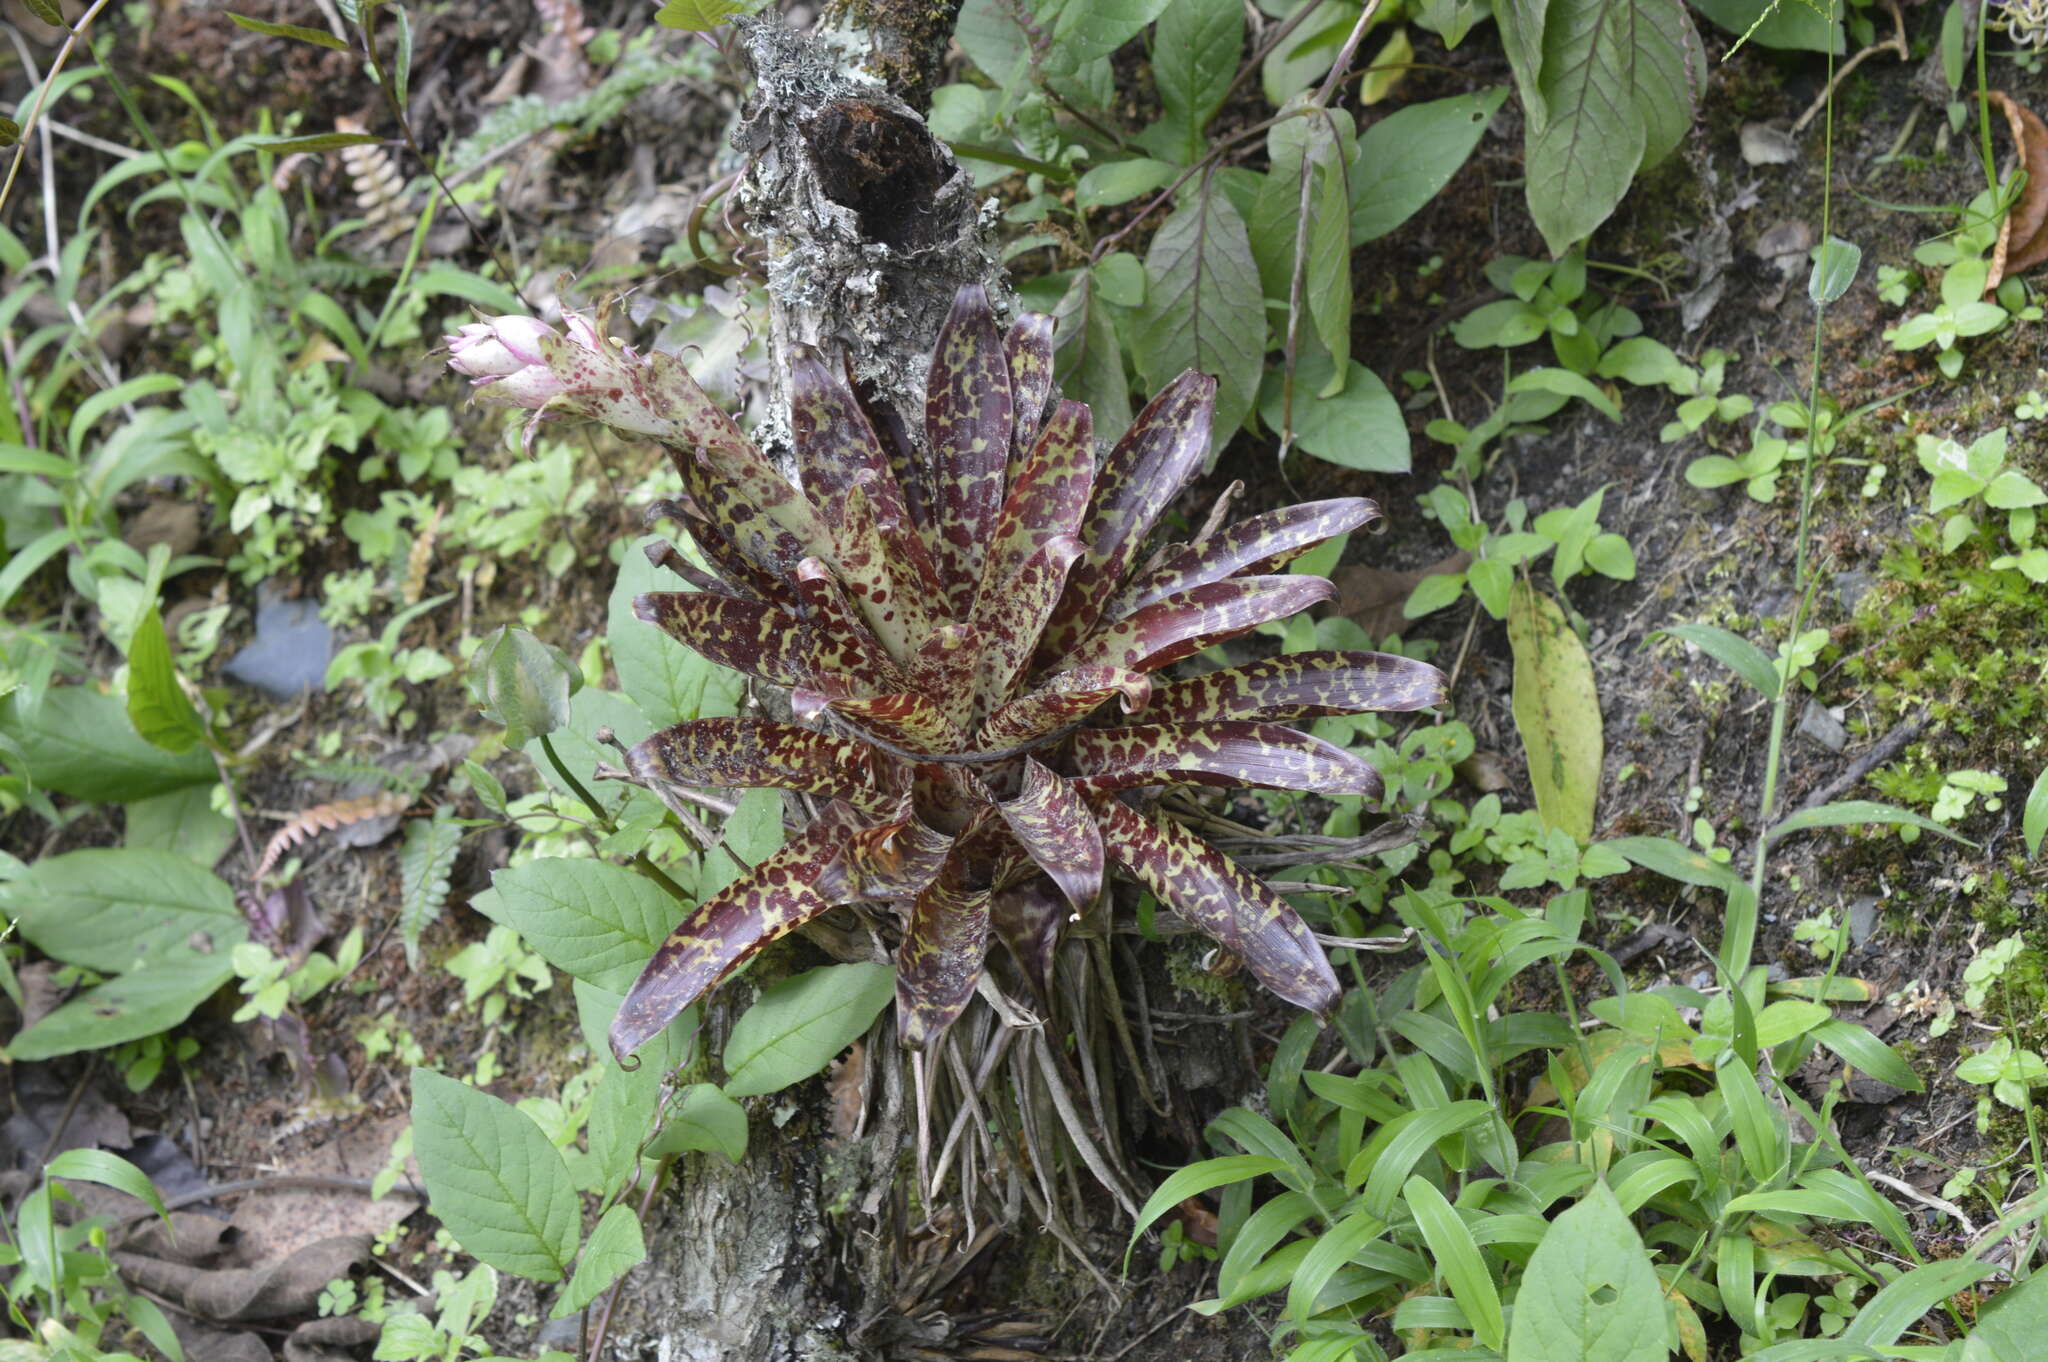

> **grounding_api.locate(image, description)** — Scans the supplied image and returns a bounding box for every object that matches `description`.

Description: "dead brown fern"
[254,790,414,882]
[335,115,410,246]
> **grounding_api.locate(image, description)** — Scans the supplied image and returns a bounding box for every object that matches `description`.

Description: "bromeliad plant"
[448,287,1444,1062]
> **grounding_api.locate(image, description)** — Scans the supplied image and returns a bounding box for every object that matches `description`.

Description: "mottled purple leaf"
[926,286,1015,611]
[1108,498,1378,618]
[610,824,847,1061]
[979,666,1153,749]
[814,809,956,902]
[634,592,818,687]
[1003,312,1057,455]
[993,758,1105,913]
[670,451,819,582]
[825,691,969,758]
[1141,651,1449,722]
[1065,721,1383,797]
[895,854,991,1049]
[907,622,985,734]
[972,533,1083,719]
[990,876,1066,998]
[1050,576,1335,676]
[789,347,912,531]
[1093,799,1339,1016]
[626,719,903,811]
[823,481,936,662]
[791,558,908,689]
[977,400,1095,617]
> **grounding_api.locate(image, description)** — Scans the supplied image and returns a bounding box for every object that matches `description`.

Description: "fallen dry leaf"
[1331,551,1471,642]
[1988,91,2048,289]
[1455,750,1512,793]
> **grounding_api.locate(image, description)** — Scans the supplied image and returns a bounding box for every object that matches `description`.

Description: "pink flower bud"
[445,315,556,378]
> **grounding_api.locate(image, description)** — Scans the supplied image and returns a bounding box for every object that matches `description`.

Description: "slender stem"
[541,733,693,903]
[0,0,115,219]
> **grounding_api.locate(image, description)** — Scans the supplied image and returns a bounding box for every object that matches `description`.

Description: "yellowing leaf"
[1359,27,1414,105]
[1508,582,1602,841]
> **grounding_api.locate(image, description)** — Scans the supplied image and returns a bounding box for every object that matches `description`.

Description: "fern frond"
[398,805,463,967]
[255,790,415,881]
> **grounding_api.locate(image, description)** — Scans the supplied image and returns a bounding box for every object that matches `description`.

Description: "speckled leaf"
[653,499,796,605]
[823,483,936,662]
[814,809,957,902]
[1094,799,1339,1016]
[639,534,734,599]
[926,286,1015,611]
[668,441,826,581]
[895,857,991,1049]
[1051,576,1335,677]
[529,332,750,461]
[1507,581,1602,842]
[845,352,934,544]
[825,692,969,758]
[1043,371,1218,658]
[1108,498,1378,618]
[789,347,911,530]
[990,876,1067,997]
[1066,721,1383,797]
[791,558,908,688]
[1141,651,1449,722]
[978,400,1095,612]
[610,824,848,1061]
[627,719,901,812]
[979,666,1154,748]
[635,592,819,687]
[994,758,1105,914]
[907,623,986,733]
[972,534,1084,716]
[1004,312,1057,454]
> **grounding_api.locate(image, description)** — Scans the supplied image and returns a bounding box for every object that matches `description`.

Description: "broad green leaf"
[1076,158,1178,210]
[722,962,895,1098]
[1262,3,1363,105]
[551,1204,647,1318]
[479,859,687,992]
[9,948,236,1061]
[644,1083,748,1162]
[610,536,745,726]
[1493,0,1550,126]
[1766,799,1969,847]
[1052,269,1134,445]
[2025,766,2048,860]
[1507,582,1602,841]
[1257,357,1409,472]
[1093,251,1146,307]
[1839,1257,1994,1351]
[1809,1018,1924,1093]
[124,607,206,754]
[654,0,747,29]
[410,1069,580,1283]
[1151,0,1241,163]
[585,1053,660,1199]
[1808,236,1861,305]
[1041,0,1174,66]
[1506,1181,1667,1362]
[1974,1268,2048,1361]
[1252,109,1355,388]
[1349,101,1507,232]
[572,980,697,1079]
[124,785,235,869]
[1523,0,1701,255]
[5,847,241,973]
[468,626,582,748]
[1404,1175,1505,1351]
[1135,178,1265,438]
[224,12,348,48]
[1659,622,1779,697]
[1286,1207,1389,1323]
[0,685,215,801]
[45,1148,171,1226]
[1507,367,1621,420]
[1690,0,1842,52]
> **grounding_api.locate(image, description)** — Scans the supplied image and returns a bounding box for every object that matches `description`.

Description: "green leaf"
[399,807,462,969]
[1839,1257,1994,1352]
[1351,88,1509,243]
[6,847,242,973]
[551,1205,646,1318]
[1076,158,1179,210]
[1135,177,1265,439]
[644,1083,749,1162]
[1127,1154,1288,1266]
[611,537,745,726]
[1508,582,1602,841]
[1808,1018,1924,1093]
[1523,0,1701,255]
[1252,109,1355,386]
[654,0,747,29]
[1766,799,1971,848]
[1052,270,1134,445]
[125,607,211,754]
[467,626,582,747]
[9,949,236,1061]
[1974,1269,2048,1361]
[1659,622,1780,697]
[479,860,686,993]
[225,12,348,48]
[585,1055,660,1199]
[2024,766,2048,860]
[124,785,236,869]
[1506,1181,1667,1361]
[1690,0,1842,52]
[1151,0,1241,163]
[45,1148,170,1226]
[1093,251,1147,307]
[245,132,383,153]
[1041,0,1175,66]
[1257,357,1409,472]
[722,962,895,1098]
[1808,236,1861,305]
[1507,367,1621,421]
[1404,1175,1505,1351]
[410,1069,580,1283]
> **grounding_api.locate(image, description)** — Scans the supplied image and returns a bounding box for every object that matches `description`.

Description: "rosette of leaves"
[448,289,1445,1060]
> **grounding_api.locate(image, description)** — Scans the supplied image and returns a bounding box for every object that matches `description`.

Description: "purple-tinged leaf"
[1041,370,1217,658]
[814,809,956,902]
[826,691,970,758]
[907,623,986,734]
[789,348,913,532]
[1065,721,1383,797]
[972,533,1084,720]
[626,719,903,811]
[641,536,736,598]
[1093,799,1339,1016]
[825,481,937,661]
[649,498,795,605]
[1141,651,1449,722]
[993,758,1105,914]
[670,451,819,582]
[846,353,929,535]
[610,824,849,1060]
[1003,312,1057,455]
[990,876,1066,998]
[926,285,1015,611]
[514,329,755,460]
[634,592,819,687]
[977,400,1095,615]
[895,854,991,1049]
[979,666,1153,749]
[1050,576,1335,677]
[1108,498,1378,618]
[791,558,909,691]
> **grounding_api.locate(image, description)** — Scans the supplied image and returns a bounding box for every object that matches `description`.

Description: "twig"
[1795,706,1929,811]
[1793,0,1908,135]
[117,1174,421,1227]
[0,0,115,219]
